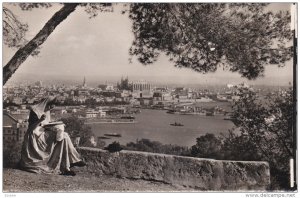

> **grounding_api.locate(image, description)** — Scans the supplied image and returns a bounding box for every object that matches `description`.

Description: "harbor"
[90,109,234,147]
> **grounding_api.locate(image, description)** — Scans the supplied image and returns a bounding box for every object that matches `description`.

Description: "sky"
[2,3,294,86]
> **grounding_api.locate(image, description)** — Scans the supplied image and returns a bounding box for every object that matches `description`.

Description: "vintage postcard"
[2,2,297,196]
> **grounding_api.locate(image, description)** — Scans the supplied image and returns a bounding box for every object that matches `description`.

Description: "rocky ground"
[3,168,192,192]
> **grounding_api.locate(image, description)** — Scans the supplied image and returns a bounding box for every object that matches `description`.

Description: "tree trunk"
[3,3,79,85]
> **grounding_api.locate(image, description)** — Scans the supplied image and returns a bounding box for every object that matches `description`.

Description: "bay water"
[89,108,234,147]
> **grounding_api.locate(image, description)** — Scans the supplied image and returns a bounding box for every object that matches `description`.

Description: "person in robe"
[19,97,86,176]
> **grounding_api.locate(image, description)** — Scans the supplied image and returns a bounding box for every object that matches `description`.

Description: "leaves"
[16,3,53,11]
[81,3,113,18]
[129,3,293,79]
[3,7,28,48]
[190,133,223,159]
[3,6,41,56]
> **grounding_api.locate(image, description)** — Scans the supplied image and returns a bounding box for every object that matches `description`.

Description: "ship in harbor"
[98,136,111,139]
[166,109,207,116]
[104,133,122,137]
[170,122,184,126]
[166,105,227,116]
[85,115,137,124]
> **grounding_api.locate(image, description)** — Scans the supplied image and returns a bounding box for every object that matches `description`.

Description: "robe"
[19,98,82,174]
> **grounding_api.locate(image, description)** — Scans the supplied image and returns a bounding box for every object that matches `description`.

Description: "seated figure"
[19,97,86,176]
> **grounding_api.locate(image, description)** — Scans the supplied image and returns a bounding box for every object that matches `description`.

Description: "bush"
[3,143,22,168]
[104,141,123,152]
[125,139,190,156]
[190,133,223,159]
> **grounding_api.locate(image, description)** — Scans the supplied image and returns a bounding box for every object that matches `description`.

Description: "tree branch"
[3,3,79,85]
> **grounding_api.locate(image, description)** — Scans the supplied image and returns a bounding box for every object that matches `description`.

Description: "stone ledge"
[76,147,270,191]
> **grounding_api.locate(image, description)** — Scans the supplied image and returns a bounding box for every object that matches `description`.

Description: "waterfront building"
[162,92,172,101]
[85,110,99,118]
[138,97,153,106]
[153,92,163,101]
[99,110,106,118]
[152,86,172,102]
[85,109,106,118]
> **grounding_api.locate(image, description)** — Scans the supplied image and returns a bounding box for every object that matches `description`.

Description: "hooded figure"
[20,97,85,176]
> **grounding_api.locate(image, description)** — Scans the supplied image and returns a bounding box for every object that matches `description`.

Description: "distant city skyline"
[3,3,294,86]
[5,73,292,88]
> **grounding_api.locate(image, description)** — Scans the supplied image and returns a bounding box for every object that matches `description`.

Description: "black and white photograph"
[1,1,298,195]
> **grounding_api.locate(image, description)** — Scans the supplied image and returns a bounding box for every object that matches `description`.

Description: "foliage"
[221,130,261,161]
[15,3,53,10]
[104,141,123,152]
[60,116,95,147]
[3,3,293,85]
[3,3,111,52]
[81,3,113,18]
[125,138,190,156]
[3,143,23,168]
[190,133,223,159]
[129,3,292,79]
[187,87,294,190]
[223,87,294,189]
[3,7,37,55]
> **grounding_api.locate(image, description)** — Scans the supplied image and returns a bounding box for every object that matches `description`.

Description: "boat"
[85,118,136,124]
[98,136,111,140]
[120,115,135,119]
[166,110,176,114]
[179,111,206,115]
[104,133,122,137]
[206,111,214,116]
[170,122,184,127]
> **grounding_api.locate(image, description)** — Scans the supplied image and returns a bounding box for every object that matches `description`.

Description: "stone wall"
[76,147,270,191]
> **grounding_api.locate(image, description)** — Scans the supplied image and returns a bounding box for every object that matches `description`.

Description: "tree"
[190,133,223,159]
[221,130,261,161]
[3,3,293,84]
[224,87,294,189]
[129,3,292,79]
